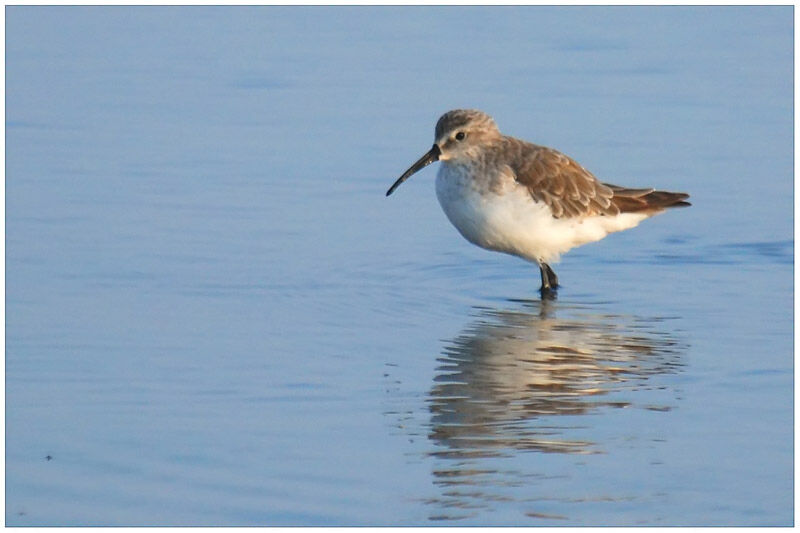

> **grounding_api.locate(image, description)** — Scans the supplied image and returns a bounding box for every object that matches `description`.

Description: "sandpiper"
[386,109,690,293]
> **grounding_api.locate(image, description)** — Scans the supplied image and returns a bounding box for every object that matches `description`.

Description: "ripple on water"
[384,298,688,523]
[648,239,791,266]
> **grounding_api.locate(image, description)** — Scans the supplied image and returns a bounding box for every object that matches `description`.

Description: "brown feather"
[609,187,691,215]
[507,142,618,218]
[502,138,690,219]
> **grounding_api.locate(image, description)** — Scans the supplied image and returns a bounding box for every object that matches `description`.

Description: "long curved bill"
[386,144,441,197]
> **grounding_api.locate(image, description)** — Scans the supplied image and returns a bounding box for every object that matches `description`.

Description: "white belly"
[434,163,648,264]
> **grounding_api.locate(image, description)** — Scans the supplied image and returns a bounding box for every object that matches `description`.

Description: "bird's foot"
[539,262,560,299]
[539,285,558,300]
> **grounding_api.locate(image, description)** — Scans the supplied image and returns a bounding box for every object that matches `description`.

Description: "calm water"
[6,6,793,525]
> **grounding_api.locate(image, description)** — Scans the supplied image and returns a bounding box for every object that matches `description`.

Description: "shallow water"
[6,6,793,525]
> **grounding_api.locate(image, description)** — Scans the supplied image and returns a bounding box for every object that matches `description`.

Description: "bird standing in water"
[386,109,690,295]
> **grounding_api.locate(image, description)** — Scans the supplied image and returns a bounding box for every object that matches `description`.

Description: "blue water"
[6,6,793,525]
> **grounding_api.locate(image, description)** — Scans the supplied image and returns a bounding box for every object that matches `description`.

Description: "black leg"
[543,263,559,289]
[539,263,550,290]
[539,262,559,297]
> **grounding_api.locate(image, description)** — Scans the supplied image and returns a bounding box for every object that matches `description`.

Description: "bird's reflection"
[417,298,686,520]
[429,299,683,457]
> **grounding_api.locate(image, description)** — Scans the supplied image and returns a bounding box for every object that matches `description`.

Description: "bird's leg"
[539,262,559,294]
[544,263,559,289]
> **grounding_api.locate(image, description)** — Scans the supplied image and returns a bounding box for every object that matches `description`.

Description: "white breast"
[434,163,648,264]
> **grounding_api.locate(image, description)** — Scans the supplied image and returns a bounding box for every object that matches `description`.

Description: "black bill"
[385,144,441,197]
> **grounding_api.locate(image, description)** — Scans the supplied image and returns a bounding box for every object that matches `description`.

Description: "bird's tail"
[605,183,691,215]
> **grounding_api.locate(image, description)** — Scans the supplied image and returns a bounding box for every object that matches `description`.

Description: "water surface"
[6,6,793,525]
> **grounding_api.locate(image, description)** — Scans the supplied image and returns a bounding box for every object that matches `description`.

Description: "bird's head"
[386,109,501,196]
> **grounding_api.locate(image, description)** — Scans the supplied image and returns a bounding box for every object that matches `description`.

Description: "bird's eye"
[455,131,466,141]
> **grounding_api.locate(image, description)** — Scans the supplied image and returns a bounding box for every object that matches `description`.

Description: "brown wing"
[508,142,618,218]
[605,183,691,214]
